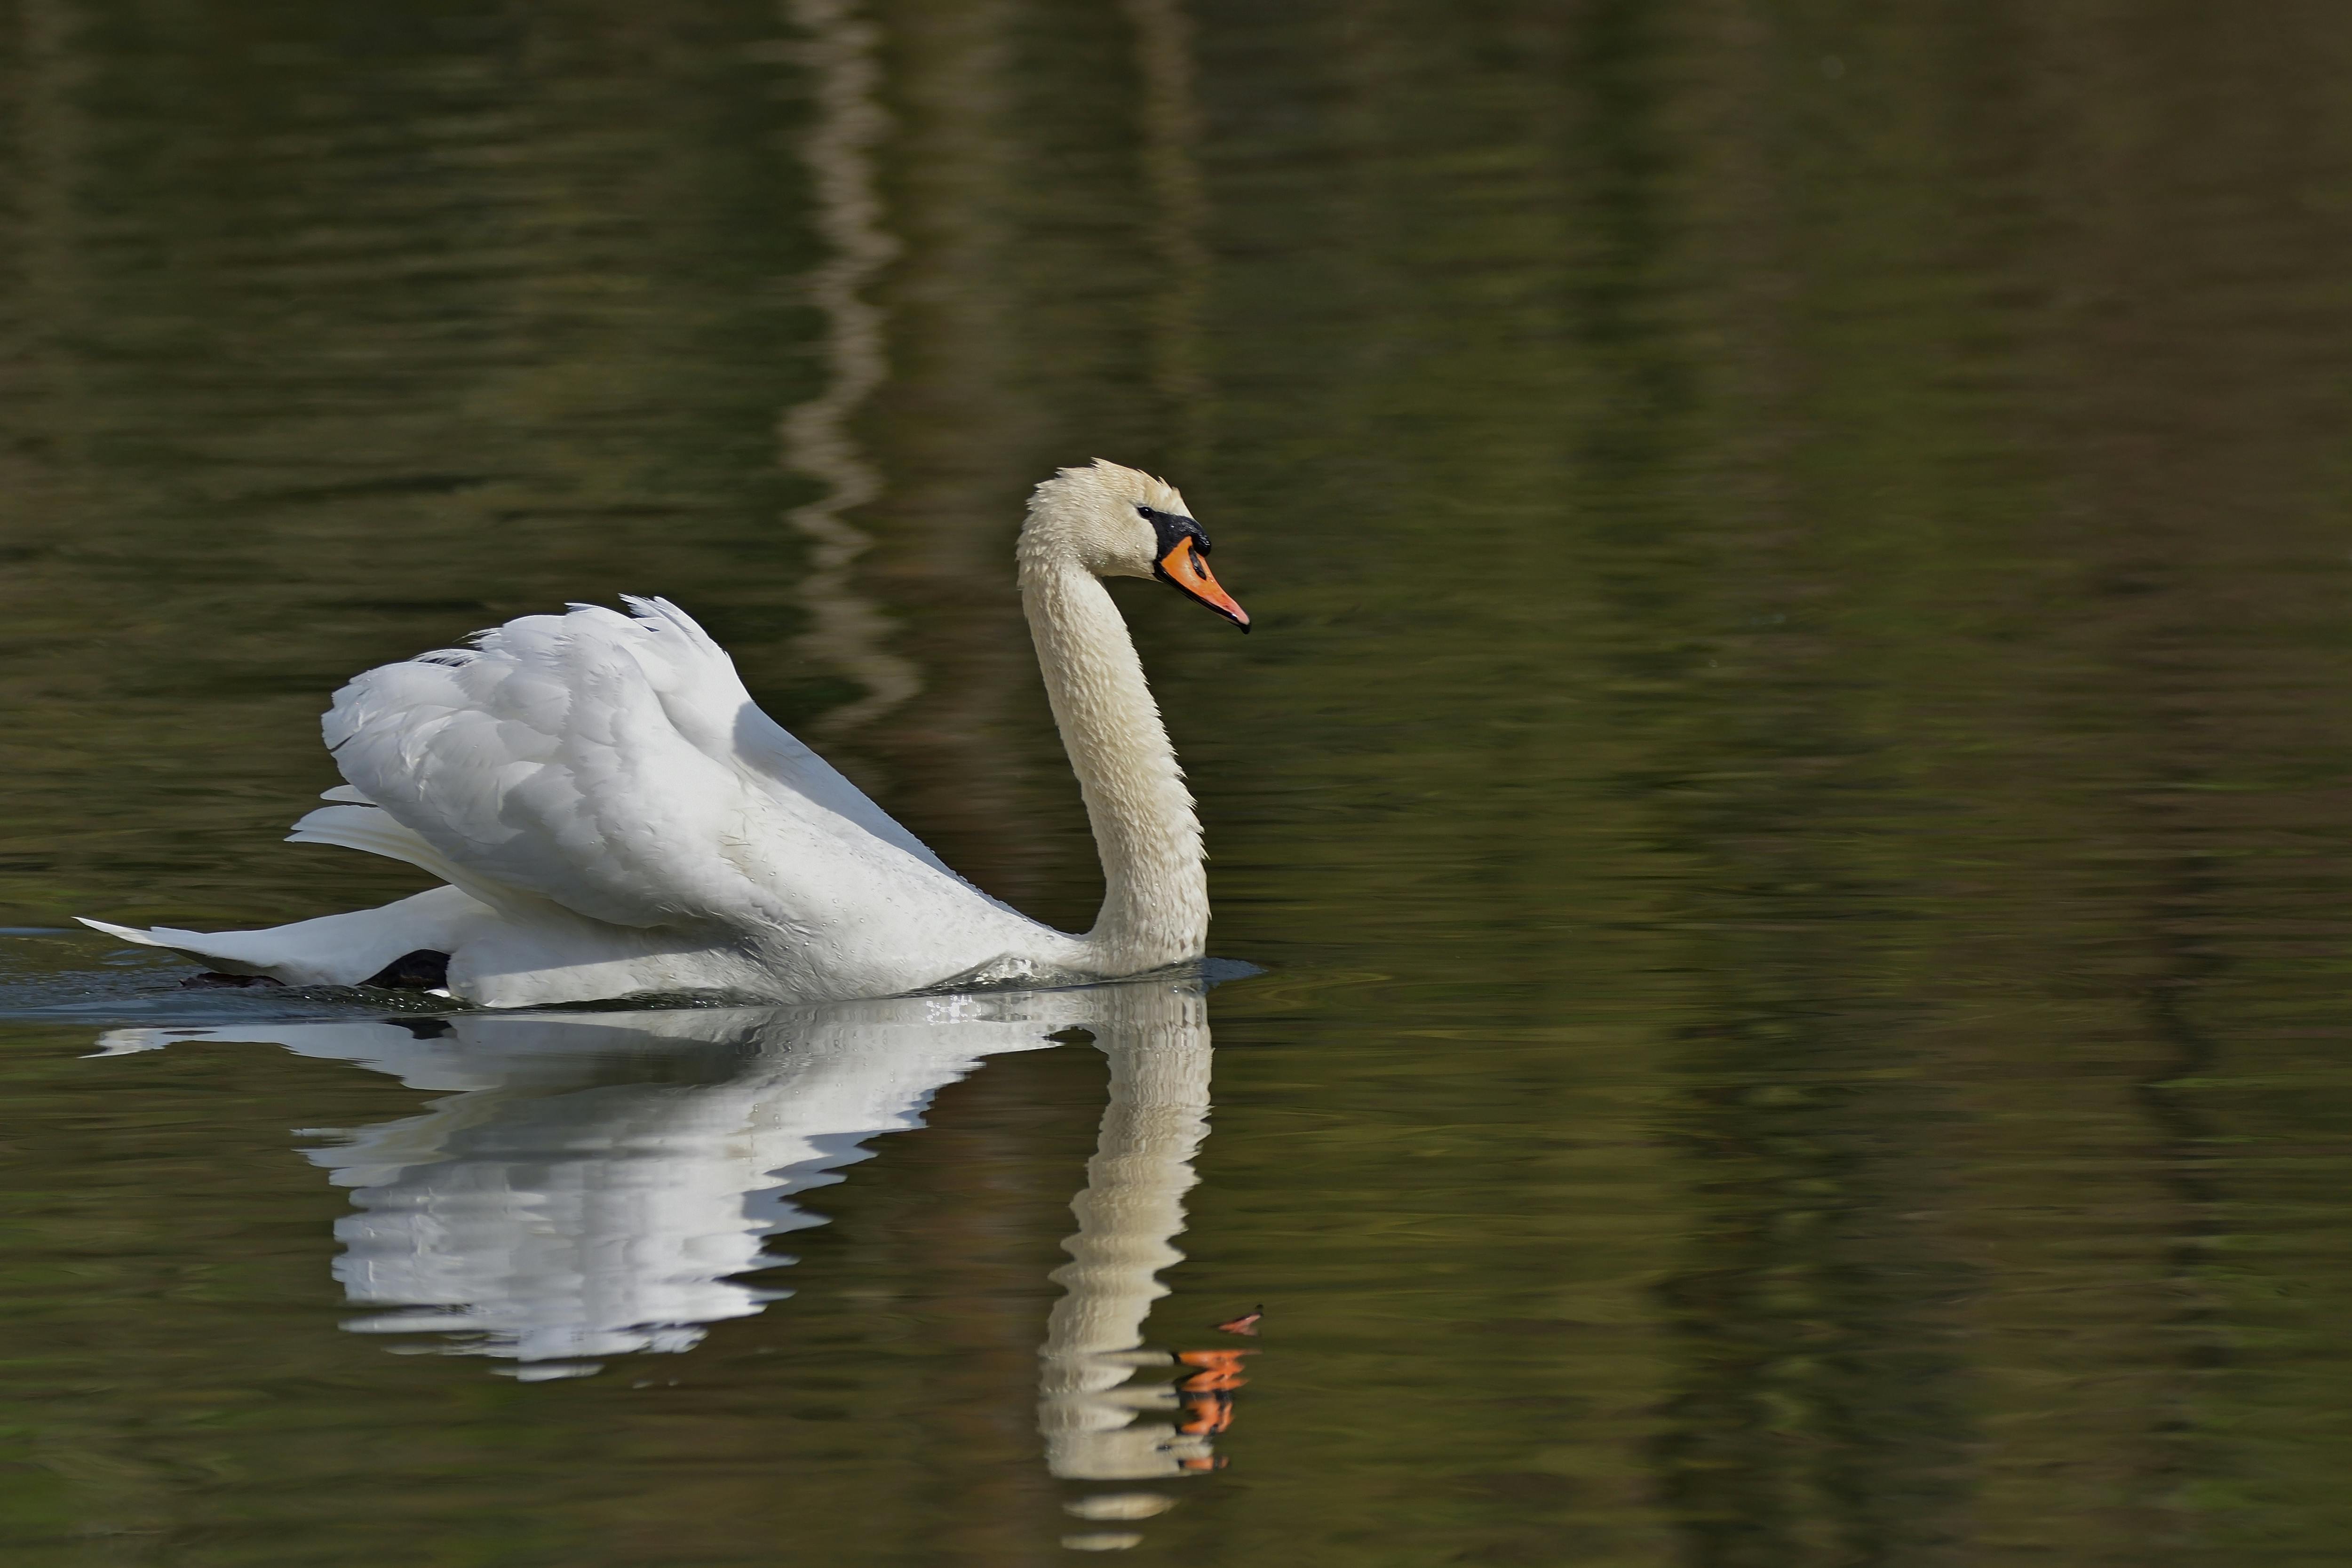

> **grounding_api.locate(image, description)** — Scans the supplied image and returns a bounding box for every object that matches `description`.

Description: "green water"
[9,0,2352,1562]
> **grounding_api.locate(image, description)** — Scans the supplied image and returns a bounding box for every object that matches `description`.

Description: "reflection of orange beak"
[1155,537,1250,631]
[1176,1348,1254,1390]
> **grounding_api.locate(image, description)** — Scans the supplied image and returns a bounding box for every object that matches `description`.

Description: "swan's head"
[1021,460,1249,631]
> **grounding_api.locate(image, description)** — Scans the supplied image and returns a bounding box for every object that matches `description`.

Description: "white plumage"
[80,461,1249,1007]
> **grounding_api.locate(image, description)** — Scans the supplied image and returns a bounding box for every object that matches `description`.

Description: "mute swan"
[81,461,1249,1007]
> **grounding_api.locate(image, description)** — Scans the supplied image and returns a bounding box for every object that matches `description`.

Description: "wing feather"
[325,599,951,935]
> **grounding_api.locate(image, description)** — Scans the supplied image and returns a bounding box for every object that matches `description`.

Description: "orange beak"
[1155,536,1250,631]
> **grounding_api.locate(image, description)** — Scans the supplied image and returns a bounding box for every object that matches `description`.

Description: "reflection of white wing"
[97,994,1093,1371]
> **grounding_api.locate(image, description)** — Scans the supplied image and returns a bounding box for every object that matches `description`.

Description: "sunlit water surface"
[9,2,2352,1564]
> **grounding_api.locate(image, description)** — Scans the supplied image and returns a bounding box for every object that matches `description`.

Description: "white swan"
[80,461,1249,1007]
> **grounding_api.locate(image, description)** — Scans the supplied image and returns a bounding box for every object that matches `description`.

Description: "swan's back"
[323,597,1049,995]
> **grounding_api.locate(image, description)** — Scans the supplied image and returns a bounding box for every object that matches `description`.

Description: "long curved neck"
[1019,554,1208,971]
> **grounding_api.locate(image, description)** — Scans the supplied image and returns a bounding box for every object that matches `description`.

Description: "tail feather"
[76,886,490,987]
[79,912,285,973]
[78,797,523,988]
[76,916,190,956]
[75,915,279,977]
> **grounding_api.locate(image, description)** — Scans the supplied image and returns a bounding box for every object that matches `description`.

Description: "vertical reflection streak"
[850,0,1070,907]
[782,0,922,737]
[10,0,91,479]
[1120,0,1211,469]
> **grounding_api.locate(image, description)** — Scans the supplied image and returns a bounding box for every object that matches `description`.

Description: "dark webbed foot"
[361,950,452,991]
[180,972,286,990]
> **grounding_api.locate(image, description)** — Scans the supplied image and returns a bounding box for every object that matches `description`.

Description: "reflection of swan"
[94,972,1235,1552]
[93,990,1088,1374]
[79,461,1248,1007]
[92,978,1225,1433]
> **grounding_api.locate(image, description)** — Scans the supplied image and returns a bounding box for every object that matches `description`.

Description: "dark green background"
[7,0,2352,1562]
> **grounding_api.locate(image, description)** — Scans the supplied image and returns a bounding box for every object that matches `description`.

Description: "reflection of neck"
[1020,556,1209,971]
[1038,984,1214,1479]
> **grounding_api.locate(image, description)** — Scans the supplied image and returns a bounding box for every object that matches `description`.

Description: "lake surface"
[8,1,2352,1563]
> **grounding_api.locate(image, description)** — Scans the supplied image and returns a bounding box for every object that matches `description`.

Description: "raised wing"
[324,597,954,932]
